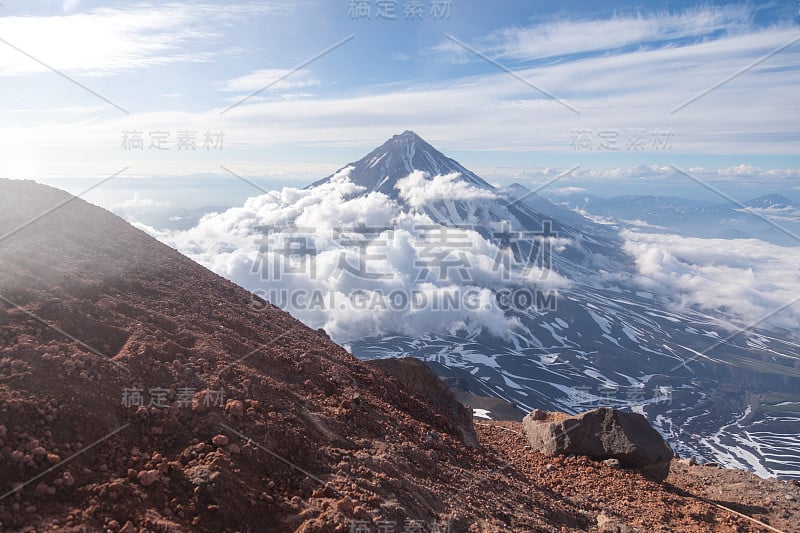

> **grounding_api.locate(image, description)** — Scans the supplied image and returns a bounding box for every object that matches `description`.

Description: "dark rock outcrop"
[369,357,479,448]
[523,407,674,467]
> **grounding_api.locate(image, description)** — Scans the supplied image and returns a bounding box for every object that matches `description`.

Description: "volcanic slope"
[0,178,784,532]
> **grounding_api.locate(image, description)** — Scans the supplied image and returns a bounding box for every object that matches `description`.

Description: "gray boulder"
[522,407,674,467]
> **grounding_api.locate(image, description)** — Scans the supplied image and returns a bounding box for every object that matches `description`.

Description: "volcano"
[158,131,800,481]
[310,131,494,200]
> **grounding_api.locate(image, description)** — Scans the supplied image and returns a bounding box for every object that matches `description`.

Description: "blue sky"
[1,0,799,205]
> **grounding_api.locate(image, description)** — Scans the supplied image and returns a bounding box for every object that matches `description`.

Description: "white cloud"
[620,230,800,330]
[150,170,574,342]
[1,7,799,179]
[110,193,173,222]
[0,3,278,76]
[113,193,170,212]
[619,219,667,230]
[126,166,799,341]
[550,186,587,195]
[518,165,800,186]
[395,171,496,209]
[216,68,319,93]
[459,6,753,62]
[197,25,800,155]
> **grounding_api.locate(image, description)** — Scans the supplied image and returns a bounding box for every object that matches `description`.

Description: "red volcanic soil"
[0,179,797,532]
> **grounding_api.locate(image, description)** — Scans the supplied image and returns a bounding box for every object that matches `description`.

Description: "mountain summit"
[310,131,493,199]
[743,193,798,209]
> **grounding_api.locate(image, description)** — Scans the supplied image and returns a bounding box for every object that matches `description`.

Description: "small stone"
[120,521,136,533]
[423,431,439,445]
[46,453,61,464]
[31,446,47,456]
[335,497,354,513]
[137,469,159,487]
[211,434,229,447]
[603,458,621,469]
[597,512,613,527]
[226,443,240,454]
[545,463,556,472]
[529,409,548,421]
[678,457,696,467]
[192,390,216,413]
[225,399,244,417]
[62,472,75,486]
[597,512,634,533]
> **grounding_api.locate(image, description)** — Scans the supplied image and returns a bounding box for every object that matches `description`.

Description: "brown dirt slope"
[0,179,796,532]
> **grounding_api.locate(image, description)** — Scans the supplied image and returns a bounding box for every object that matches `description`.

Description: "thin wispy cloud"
[0,3,281,77]
[0,3,797,184]
[550,187,588,195]
[216,68,320,93]
[447,6,755,63]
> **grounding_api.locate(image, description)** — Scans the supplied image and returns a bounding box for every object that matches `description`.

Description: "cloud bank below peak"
[145,170,575,342]
[620,230,800,331]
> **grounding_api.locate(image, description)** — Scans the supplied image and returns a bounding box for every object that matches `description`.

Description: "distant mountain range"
[548,191,800,246]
